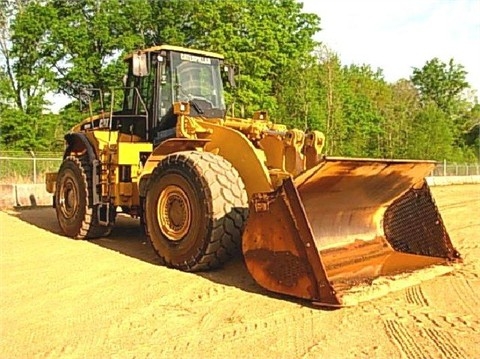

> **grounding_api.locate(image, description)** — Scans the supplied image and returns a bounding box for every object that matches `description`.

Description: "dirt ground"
[0,184,479,359]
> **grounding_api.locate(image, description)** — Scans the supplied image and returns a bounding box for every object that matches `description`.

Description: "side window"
[123,56,153,114]
[139,66,155,113]
[160,60,172,116]
[123,62,136,112]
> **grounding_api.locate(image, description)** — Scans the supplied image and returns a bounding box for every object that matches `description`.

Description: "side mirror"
[132,52,148,77]
[224,65,236,88]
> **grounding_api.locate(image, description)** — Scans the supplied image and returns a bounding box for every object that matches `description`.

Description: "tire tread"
[143,151,248,271]
[57,156,113,239]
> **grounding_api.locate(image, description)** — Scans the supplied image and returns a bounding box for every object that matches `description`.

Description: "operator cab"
[120,45,233,144]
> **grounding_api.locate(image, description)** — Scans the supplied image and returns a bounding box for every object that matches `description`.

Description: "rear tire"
[143,151,248,271]
[55,156,114,239]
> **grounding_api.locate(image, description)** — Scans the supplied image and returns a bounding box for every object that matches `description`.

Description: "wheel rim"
[59,174,78,219]
[158,185,192,241]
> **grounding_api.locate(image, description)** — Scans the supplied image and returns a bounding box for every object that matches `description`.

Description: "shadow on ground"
[7,207,300,304]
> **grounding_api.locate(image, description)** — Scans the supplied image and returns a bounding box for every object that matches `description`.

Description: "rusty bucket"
[243,157,461,307]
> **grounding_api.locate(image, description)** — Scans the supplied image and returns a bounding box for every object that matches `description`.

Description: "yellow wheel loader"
[46,45,461,307]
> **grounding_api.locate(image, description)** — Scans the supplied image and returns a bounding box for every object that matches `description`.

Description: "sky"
[301,0,480,95]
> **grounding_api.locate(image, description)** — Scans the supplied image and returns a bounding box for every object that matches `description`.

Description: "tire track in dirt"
[215,309,296,341]
[406,293,479,333]
[413,309,470,358]
[405,286,428,306]
[439,313,480,333]
[423,327,468,359]
[380,279,474,359]
[384,319,427,359]
[456,267,479,280]
[164,306,319,358]
[383,309,471,359]
[165,316,282,356]
[456,243,480,250]
[449,275,479,316]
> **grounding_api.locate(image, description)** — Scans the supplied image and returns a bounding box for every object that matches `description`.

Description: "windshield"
[171,52,225,110]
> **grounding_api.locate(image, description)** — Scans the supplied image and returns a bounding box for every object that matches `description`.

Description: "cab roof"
[124,44,224,61]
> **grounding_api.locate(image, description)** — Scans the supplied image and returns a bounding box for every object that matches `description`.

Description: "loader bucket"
[243,157,461,307]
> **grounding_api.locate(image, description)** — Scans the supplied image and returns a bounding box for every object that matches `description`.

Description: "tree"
[46,0,150,99]
[457,103,480,161]
[2,0,477,162]
[8,0,319,116]
[387,79,420,159]
[411,58,469,115]
[336,64,387,157]
[407,102,455,160]
[275,54,319,131]
[315,47,344,155]
[147,0,320,116]
[411,58,477,161]
[0,0,60,151]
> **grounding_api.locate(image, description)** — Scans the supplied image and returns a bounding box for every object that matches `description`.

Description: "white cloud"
[302,0,480,94]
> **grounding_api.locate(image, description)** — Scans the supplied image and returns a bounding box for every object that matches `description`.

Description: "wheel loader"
[45,45,461,307]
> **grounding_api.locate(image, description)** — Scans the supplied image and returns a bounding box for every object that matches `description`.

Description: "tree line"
[0,0,478,162]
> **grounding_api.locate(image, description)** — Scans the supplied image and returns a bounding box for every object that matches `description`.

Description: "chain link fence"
[430,161,480,176]
[0,151,63,184]
[0,151,479,184]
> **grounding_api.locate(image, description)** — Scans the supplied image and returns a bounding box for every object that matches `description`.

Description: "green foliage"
[410,58,477,161]
[0,0,59,151]
[146,0,320,116]
[46,0,150,97]
[58,100,93,131]
[275,51,478,162]
[407,103,455,160]
[10,2,56,111]
[0,0,477,163]
[337,64,384,157]
[385,80,419,159]
[457,103,480,161]
[0,107,62,151]
[411,58,469,114]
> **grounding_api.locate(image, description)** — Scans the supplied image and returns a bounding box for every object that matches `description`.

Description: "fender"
[201,122,273,199]
[138,126,274,200]
[138,138,210,198]
[64,132,98,162]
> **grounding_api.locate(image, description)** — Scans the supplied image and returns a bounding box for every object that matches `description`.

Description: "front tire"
[143,151,248,271]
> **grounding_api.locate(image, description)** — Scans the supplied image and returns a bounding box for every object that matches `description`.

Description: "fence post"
[443,159,446,176]
[30,150,37,184]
